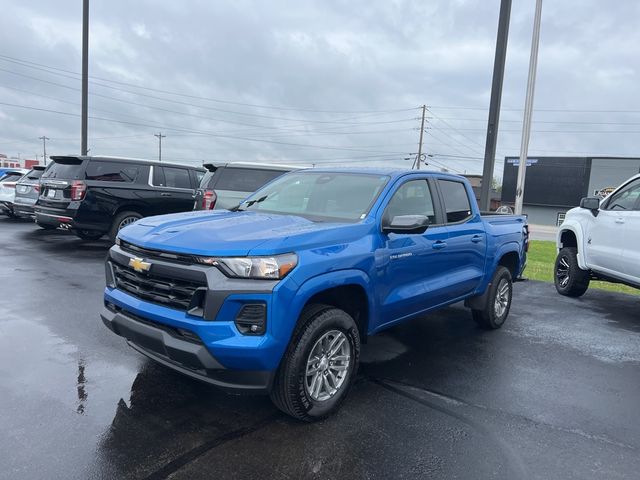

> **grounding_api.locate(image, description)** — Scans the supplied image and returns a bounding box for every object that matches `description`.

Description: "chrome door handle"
[160,193,172,197]
[471,235,483,243]
[432,241,447,250]
[615,218,625,224]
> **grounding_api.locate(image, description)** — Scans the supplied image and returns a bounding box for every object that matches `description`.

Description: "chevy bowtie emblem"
[129,257,151,273]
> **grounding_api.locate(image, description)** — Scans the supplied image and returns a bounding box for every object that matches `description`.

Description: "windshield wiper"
[231,195,269,212]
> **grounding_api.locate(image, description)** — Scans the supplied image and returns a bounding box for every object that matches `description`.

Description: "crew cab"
[101,169,528,421]
[34,156,205,241]
[555,174,640,296]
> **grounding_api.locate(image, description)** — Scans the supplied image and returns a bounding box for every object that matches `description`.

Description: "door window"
[439,180,472,223]
[153,167,192,189]
[604,179,640,211]
[384,180,436,225]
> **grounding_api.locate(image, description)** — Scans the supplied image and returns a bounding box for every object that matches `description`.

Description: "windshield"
[237,171,389,222]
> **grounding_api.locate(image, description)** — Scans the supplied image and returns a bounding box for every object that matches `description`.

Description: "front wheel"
[472,266,513,329]
[270,305,360,422]
[554,247,590,297]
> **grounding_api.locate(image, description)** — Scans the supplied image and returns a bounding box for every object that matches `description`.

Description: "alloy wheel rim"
[118,216,139,231]
[557,256,570,288]
[305,330,351,402]
[494,279,511,318]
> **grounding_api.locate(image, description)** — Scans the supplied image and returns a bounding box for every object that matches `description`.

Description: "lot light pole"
[81,0,89,156]
[514,0,543,215]
[480,0,512,212]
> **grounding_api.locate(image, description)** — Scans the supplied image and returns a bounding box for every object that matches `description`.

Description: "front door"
[586,178,640,276]
[376,178,449,327]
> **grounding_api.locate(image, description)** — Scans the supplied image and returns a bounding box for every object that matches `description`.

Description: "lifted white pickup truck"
[555,174,640,296]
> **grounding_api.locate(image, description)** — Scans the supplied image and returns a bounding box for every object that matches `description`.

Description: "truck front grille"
[111,262,206,313]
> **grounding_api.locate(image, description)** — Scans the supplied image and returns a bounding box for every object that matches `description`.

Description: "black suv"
[35,156,205,241]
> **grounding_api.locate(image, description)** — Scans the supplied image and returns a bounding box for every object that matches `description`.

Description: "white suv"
[555,174,640,296]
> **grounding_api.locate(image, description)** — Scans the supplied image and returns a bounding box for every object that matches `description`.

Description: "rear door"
[435,178,486,298]
[38,157,87,211]
[151,166,197,214]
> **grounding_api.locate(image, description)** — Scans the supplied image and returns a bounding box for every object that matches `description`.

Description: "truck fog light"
[235,304,267,335]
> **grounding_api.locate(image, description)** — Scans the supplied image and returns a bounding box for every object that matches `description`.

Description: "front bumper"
[101,305,275,393]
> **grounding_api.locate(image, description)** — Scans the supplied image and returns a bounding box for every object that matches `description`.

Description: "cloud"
[0,0,637,176]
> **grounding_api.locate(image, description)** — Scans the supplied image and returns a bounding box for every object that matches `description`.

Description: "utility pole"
[514,0,543,215]
[154,133,166,162]
[415,104,426,170]
[39,136,49,165]
[480,0,512,211]
[81,0,89,155]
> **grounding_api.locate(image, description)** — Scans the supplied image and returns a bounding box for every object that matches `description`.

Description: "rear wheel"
[75,229,104,241]
[472,266,513,329]
[109,211,142,242]
[554,247,590,297]
[270,305,360,422]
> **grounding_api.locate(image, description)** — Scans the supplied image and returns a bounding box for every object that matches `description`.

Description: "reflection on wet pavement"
[1,219,640,479]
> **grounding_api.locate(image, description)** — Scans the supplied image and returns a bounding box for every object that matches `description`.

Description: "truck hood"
[118,210,371,256]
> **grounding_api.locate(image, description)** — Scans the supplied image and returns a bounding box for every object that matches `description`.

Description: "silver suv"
[194,162,299,211]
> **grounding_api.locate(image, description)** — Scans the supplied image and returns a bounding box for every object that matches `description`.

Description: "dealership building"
[500,156,640,226]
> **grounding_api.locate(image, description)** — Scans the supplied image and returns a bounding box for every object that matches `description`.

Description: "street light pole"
[154,133,166,162]
[514,0,543,215]
[81,0,89,155]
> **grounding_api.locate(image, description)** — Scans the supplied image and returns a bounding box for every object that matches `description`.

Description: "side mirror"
[580,197,600,216]
[382,215,429,234]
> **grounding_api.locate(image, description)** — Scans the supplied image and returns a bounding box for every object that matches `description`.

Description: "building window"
[556,212,566,226]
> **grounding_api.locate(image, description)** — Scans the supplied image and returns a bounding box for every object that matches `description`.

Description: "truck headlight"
[195,253,298,280]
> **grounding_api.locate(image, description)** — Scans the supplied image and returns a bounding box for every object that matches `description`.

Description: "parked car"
[102,168,529,421]
[0,168,29,217]
[13,166,48,222]
[34,156,205,241]
[194,162,298,211]
[555,174,640,296]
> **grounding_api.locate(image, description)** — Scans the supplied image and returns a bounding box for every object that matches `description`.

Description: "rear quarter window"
[215,168,287,192]
[85,161,140,182]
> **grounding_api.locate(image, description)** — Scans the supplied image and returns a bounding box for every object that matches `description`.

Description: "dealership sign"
[507,158,539,167]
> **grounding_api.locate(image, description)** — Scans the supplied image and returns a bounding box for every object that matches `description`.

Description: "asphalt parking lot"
[1,217,639,480]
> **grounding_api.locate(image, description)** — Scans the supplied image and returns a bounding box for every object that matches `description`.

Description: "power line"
[0,53,417,114]
[0,101,414,155]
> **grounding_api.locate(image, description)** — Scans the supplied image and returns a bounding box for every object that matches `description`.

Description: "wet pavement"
[1,216,639,480]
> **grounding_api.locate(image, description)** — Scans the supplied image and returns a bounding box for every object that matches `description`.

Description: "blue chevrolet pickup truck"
[102,169,528,420]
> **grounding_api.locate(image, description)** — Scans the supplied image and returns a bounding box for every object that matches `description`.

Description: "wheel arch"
[289,270,375,342]
[557,223,588,270]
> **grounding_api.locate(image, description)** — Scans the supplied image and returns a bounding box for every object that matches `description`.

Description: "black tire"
[270,304,360,422]
[109,211,143,242]
[75,229,104,241]
[472,266,513,329]
[554,247,590,297]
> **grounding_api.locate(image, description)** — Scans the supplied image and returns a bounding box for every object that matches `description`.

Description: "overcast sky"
[0,0,638,177]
